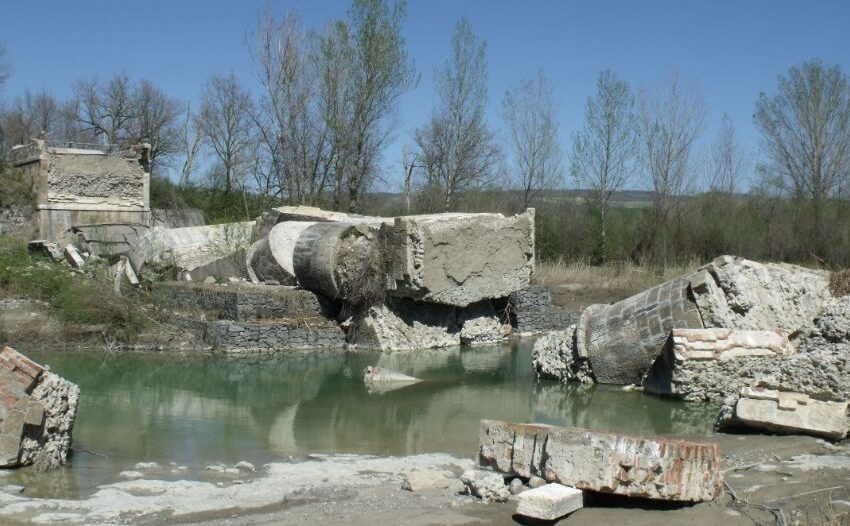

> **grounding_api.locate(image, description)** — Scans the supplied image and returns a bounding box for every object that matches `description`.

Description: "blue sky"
[2,0,849,189]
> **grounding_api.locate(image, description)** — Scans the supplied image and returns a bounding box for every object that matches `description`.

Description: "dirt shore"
[0,433,846,525]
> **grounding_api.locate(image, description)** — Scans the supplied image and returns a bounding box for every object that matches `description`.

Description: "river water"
[13,341,718,499]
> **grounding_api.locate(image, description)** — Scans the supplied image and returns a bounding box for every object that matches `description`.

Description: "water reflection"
[20,341,717,499]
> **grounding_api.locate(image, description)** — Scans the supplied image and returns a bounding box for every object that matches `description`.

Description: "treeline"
[1,3,850,268]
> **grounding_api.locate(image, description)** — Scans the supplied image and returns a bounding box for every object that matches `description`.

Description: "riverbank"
[0,433,846,525]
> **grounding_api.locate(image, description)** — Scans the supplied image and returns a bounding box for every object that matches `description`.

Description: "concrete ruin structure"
[152,206,536,353]
[533,256,832,387]
[0,346,79,470]
[478,420,723,502]
[9,140,151,241]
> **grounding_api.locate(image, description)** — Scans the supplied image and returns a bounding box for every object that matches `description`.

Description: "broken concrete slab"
[0,346,79,470]
[516,483,583,521]
[26,240,63,261]
[717,384,849,441]
[690,256,831,335]
[384,210,535,307]
[68,223,149,260]
[111,255,140,294]
[63,244,85,269]
[479,419,723,502]
[643,329,794,402]
[131,222,254,279]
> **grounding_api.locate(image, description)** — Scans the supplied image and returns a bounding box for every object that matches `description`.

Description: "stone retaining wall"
[508,286,576,334]
[203,319,345,353]
[161,282,331,321]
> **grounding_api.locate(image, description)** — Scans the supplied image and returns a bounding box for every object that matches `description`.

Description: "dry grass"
[829,269,850,297]
[534,257,703,297]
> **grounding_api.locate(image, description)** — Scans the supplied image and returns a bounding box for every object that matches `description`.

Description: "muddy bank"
[0,433,845,525]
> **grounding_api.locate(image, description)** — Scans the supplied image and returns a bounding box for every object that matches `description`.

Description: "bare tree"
[341,0,417,212]
[317,20,355,208]
[401,142,417,213]
[637,73,706,260]
[179,102,202,187]
[1,89,60,145]
[129,79,181,173]
[0,43,10,93]
[197,73,255,193]
[414,17,499,212]
[754,59,850,254]
[503,71,563,209]
[571,69,637,262]
[252,11,329,204]
[72,73,136,144]
[709,113,748,196]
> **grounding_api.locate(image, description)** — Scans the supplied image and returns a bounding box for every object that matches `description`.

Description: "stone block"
[718,384,849,441]
[401,470,452,492]
[516,483,583,521]
[643,328,794,402]
[479,420,722,502]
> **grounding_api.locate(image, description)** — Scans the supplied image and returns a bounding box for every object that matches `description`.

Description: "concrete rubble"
[532,326,593,383]
[478,419,723,502]
[516,483,583,521]
[717,383,849,441]
[0,346,79,470]
[460,468,510,502]
[643,328,794,402]
[533,256,832,386]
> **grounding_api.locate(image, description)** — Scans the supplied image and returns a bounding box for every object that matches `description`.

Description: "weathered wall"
[43,153,148,208]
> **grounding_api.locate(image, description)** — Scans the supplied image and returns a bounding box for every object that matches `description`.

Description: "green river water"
[11,341,719,499]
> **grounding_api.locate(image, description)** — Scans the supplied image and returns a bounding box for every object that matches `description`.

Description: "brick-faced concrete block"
[479,420,723,502]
